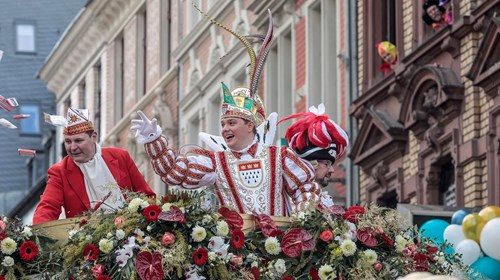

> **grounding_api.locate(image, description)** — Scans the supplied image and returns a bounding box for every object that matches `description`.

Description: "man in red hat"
[33,108,154,224]
[280,104,349,207]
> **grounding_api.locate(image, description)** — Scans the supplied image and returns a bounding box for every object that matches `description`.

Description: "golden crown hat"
[63,108,94,136]
[197,6,273,127]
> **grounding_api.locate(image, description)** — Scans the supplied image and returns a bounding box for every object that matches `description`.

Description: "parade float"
[4,190,497,280]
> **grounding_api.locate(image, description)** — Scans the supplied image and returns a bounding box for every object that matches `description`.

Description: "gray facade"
[0,0,86,215]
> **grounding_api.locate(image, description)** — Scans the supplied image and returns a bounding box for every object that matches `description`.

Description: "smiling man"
[280,104,349,207]
[33,108,154,224]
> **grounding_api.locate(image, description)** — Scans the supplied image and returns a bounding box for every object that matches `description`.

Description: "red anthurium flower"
[414,252,429,271]
[143,205,162,222]
[193,247,209,266]
[158,205,186,223]
[282,228,315,257]
[357,228,378,247]
[251,266,260,280]
[0,275,5,280]
[91,264,106,278]
[79,219,88,227]
[426,245,439,254]
[83,244,99,261]
[378,231,394,247]
[343,206,365,223]
[319,230,334,242]
[309,266,320,280]
[253,212,284,237]
[19,241,39,262]
[136,251,164,280]
[96,275,112,280]
[231,229,245,250]
[218,207,243,230]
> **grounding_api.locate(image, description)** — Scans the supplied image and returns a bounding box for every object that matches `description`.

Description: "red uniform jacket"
[33,147,154,224]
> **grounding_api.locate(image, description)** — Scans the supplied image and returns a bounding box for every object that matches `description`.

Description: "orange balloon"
[462,213,486,243]
[479,206,500,222]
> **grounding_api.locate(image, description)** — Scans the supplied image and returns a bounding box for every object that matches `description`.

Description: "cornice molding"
[171,0,232,62]
[38,0,144,98]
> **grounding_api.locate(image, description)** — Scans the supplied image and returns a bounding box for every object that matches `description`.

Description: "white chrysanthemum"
[191,226,207,242]
[274,259,287,274]
[216,220,229,236]
[106,232,113,238]
[265,237,281,255]
[340,239,357,256]
[68,229,78,239]
[116,229,125,240]
[22,226,32,237]
[86,235,93,241]
[128,198,144,212]
[99,238,114,253]
[363,249,378,265]
[162,203,172,212]
[208,251,217,261]
[318,264,335,280]
[1,237,17,255]
[2,256,14,267]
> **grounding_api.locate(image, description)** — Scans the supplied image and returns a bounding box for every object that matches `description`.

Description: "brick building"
[15,0,354,223]
[350,0,500,209]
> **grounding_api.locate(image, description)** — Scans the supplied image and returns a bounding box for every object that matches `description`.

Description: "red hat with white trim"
[279,104,349,163]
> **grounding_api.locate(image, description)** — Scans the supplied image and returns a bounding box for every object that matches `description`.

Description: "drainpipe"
[345,0,359,207]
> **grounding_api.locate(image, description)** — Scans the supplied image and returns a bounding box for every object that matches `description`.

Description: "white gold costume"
[144,136,322,216]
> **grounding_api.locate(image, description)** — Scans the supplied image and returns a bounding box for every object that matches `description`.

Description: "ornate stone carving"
[415,86,444,158]
[371,162,389,191]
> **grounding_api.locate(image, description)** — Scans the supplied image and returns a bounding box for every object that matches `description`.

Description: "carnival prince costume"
[131,10,329,216]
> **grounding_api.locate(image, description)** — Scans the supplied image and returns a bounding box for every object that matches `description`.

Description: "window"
[439,160,456,206]
[363,0,402,88]
[307,0,341,121]
[114,34,124,123]
[188,115,200,146]
[137,8,147,98]
[188,0,201,32]
[15,22,36,53]
[208,94,221,135]
[267,29,293,140]
[160,0,172,74]
[19,104,40,135]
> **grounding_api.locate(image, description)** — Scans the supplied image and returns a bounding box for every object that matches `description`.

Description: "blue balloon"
[451,209,471,225]
[418,219,449,245]
[470,257,500,280]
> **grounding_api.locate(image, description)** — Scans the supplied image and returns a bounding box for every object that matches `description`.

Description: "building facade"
[0,0,86,217]
[350,0,500,209]
[22,0,353,224]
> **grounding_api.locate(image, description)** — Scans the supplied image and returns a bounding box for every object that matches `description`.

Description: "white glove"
[131,111,163,144]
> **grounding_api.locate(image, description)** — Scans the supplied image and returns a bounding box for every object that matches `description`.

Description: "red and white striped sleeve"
[144,135,216,189]
[281,147,322,211]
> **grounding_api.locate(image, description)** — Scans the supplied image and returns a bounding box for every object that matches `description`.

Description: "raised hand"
[131,111,163,144]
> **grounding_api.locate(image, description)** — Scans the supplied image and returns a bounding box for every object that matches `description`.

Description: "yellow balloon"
[462,213,486,243]
[479,206,500,222]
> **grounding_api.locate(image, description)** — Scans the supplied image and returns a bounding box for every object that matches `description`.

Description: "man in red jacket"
[33,108,154,224]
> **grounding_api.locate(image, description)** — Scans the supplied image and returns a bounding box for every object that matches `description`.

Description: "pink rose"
[161,232,176,246]
[114,216,125,228]
[319,230,334,242]
[374,261,383,272]
[0,220,5,234]
[230,255,243,268]
[91,264,106,278]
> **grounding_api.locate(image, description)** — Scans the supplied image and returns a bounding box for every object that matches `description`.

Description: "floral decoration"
[0,190,480,279]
